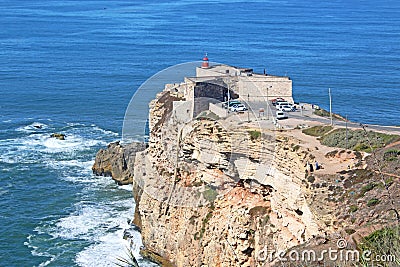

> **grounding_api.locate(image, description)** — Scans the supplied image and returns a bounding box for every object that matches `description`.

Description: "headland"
[93,62,400,266]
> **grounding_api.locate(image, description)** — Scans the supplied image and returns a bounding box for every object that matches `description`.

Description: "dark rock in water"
[92,141,146,185]
[123,229,133,240]
[123,224,142,240]
[130,224,141,233]
[50,133,66,140]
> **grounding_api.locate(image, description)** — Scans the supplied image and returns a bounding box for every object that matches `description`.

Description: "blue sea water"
[0,0,399,266]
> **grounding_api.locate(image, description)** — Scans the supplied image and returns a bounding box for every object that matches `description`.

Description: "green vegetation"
[313,108,346,121]
[202,186,218,205]
[360,183,377,196]
[348,205,358,213]
[345,228,356,235]
[320,129,399,152]
[384,149,400,161]
[359,225,400,266]
[196,111,220,121]
[367,198,380,207]
[194,209,214,240]
[385,177,394,187]
[291,144,300,152]
[304,126,399,153]
[248,130,261,141]
[307,175,315,183]
[302,125,333,137]
[262,215,270,226]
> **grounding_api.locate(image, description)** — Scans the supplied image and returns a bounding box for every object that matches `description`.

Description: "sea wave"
[10,121,150,266]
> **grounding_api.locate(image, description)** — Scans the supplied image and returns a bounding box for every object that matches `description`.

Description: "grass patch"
[248,130,261,141]
[384,149,400,161]
[302,125,333,137]
[345,228,356,235]
[202,186,218,205]
[358,225,400,266]
[313,108,346,121]
[291,144,301,152]
[348,205,358,213]
[367,198,380,207]
[360,183,376,196]
[385,177,394,187]
[196,111,220,121]
[194,209,214,240]
[320,129,399,152]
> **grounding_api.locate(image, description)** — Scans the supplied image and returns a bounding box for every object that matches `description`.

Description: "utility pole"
[345,114,348,149]
[227,81,231,116]
[247,93,250,122]
[266,86,270,120]
[329,88,333,126]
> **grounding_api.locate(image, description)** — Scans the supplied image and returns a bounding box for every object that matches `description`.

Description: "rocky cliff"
[93,88,400,266]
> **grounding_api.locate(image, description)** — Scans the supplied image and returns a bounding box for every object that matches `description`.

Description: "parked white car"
[276,101,291,108]
[276,111,287,120]
[278,105,295,112]
[229,104,248,112]
[222,100,241,109]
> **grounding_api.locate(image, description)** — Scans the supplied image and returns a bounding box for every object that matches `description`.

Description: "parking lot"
[223,98,314,122]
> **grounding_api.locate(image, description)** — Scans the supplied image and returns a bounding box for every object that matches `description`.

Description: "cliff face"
[127,89,329,266]
[93,87,400,266]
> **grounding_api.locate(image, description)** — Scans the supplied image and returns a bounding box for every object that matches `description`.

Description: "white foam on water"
[51,197,135,238]
[0,188,9,196]
[2,132,106,158]
[62,174,111,185]
[11,122,149,266]
[42,137,83,151]
[24,235,57,267]
[92,125,119,137]
[119,184,133,191]
[75,228,136,267]
[49,195,151,267]
[16,122,49,133]
[75,216,158,267]
[47,160,94,173]
[53,205,113,240]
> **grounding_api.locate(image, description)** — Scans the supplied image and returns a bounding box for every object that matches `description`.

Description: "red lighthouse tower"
[201,53,209,68]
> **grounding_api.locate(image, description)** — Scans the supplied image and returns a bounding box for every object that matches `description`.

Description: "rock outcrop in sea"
[92,141,146,185]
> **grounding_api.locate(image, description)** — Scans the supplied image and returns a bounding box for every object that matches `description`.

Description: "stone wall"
[238,76,293,102]
[209,103,227,118]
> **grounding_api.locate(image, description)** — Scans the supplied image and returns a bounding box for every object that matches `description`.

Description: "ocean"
[0,0,399,266]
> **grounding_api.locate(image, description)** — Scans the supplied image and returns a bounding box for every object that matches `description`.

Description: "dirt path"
[385,140,400,148]
[282,129,356,175]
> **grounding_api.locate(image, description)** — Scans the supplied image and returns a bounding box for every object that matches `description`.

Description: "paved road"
[289,112,400,134]
[245,100,400,134]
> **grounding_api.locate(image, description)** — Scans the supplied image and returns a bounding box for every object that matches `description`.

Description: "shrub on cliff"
[320,129,399,152]
[248,130,261,141]
[358,225,400,266]
[302,125,333,137]
[313,108,346,121]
